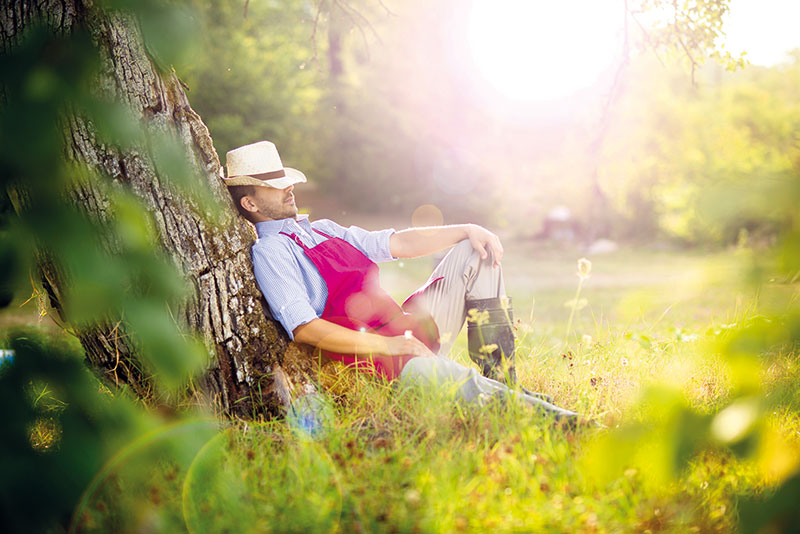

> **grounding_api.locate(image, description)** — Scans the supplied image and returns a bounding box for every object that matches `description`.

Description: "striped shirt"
[252,215,396,339]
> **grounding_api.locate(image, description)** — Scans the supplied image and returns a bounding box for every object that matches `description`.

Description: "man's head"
[228,183,298,222]
[223,141,305,223]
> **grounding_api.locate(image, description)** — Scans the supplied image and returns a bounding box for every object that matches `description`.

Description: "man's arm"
[293,318,436,358]
[389,224,504,266]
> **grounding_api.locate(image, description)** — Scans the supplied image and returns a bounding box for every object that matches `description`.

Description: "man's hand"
[465,224,504,268]
[385,334,437,359]
[389,223,504,264]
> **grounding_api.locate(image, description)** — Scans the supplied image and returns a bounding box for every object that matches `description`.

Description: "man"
[224,140,578,422]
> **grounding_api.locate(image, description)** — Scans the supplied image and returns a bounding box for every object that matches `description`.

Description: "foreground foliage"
[4,249,798,533]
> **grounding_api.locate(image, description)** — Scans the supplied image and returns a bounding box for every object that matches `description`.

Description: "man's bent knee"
[452,239,476,261]
[452,238,499,268]
[448,239,482,270]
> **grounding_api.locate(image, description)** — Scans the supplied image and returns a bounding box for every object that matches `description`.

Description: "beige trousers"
[409,239,505,357]
[397,240,577,419]
[398,240,507,402]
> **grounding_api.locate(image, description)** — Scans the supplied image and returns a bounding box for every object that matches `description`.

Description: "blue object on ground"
[286,392,335,440]
[0,349,14,369]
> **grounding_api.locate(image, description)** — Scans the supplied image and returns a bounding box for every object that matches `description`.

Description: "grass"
[7,245,800,533]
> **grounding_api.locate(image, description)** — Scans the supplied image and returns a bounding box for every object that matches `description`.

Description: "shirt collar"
[254,214,310,239]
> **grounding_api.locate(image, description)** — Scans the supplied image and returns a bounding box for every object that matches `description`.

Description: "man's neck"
[254,214,300,224]
[253,214,310,238]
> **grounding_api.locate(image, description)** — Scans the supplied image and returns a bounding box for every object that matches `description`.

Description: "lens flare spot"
[711,398,759,443]
[412,204,444,229]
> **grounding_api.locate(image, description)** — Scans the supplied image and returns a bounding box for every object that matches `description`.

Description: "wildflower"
[405,489,421,505]
[621,357,629,366]
[582,334,592,344]
[577,257,592,279]
[466,308,490,326]
[478,343,498,355]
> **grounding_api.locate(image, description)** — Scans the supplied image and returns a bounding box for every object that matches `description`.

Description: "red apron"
[280,229,440,380]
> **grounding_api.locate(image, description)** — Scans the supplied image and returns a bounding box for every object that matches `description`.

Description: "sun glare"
[468,0,625,102]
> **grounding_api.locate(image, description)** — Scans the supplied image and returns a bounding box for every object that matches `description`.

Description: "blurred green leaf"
[0,233,20,308]
[125,301,208,392]
[581,386,713,488]
[138,3,200,73]
[738,469,800,534]
[110,191,158,251]
[0,331,153,531]
[150,130,225,224]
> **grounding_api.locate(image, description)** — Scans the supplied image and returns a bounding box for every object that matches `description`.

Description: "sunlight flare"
[468,0,624,101]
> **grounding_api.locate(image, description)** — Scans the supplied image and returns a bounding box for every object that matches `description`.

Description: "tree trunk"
[0,0,317,418]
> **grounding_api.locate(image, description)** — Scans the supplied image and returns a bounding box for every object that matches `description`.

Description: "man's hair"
[227,185,257,222]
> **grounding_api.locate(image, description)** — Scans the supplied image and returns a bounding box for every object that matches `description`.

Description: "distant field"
[382,242,752,323]
[381,242,774,361]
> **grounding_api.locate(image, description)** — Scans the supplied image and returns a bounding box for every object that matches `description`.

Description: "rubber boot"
[493,388,582,427]
[468,371,570,421]
[521,387,554,404]
[466,297,517,385]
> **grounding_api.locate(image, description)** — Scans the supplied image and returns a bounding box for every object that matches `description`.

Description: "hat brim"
[224,167,307,188]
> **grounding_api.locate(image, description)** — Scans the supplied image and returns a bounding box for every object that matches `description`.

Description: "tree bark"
[0,0,317,418]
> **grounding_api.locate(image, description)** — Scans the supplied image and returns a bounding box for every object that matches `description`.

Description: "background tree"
[599,56,800,245]
[184,0,753,240]
[0,0,317,417]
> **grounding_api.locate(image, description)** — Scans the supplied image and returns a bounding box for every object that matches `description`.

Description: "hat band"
[250,169,286,181]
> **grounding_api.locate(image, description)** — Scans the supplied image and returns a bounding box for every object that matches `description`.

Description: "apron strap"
[313,228,335,240]
[279,229,334,249]
[279,231,309,250]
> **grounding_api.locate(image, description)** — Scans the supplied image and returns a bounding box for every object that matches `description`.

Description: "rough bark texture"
[0,0,317,417]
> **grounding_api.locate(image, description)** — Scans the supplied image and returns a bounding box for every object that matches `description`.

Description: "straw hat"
[223,141,307,188]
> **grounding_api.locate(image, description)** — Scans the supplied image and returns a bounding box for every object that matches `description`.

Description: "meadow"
[11,243,797,533]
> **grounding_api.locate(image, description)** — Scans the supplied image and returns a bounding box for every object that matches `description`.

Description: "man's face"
[242,184,298,222]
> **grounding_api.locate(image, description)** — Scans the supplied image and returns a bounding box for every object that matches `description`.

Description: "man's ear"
[240,195,257,214]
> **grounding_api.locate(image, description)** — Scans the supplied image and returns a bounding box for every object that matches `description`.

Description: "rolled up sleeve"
[251,244,318,339]
[315,219,396,263]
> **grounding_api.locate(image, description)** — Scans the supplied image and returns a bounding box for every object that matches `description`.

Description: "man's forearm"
[389,223,504,267]
[293,318,435,358]
[389,224,471,258]
[294,318,391,354]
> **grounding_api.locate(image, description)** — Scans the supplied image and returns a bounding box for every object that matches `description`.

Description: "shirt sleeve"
[314,219,396,263]
[251,242,318,340]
